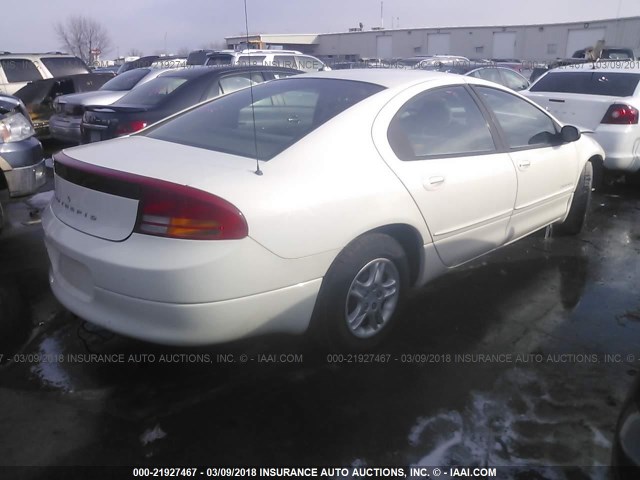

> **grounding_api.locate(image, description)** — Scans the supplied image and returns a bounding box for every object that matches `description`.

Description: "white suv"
[0,52,90,96]
[204,49,329,72]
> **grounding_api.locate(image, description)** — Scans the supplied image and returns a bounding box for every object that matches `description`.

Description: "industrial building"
[226,16,640,61]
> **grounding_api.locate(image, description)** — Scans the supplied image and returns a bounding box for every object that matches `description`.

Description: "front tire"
[555,161,593,236]
[311,233,409,351]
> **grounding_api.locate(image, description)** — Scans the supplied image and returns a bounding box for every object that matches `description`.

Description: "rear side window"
[387,86,495,160]
[295,56,324,72]
[145,78,384,160]
[474,68,502,85]
[530,71,640,97]
[41,57,90,76]
[0,59,43,82]
[237,56,266,66]
[217,73,264,95]
[273,56,298,68]
[116,76,188,106]
[100,68,150,91]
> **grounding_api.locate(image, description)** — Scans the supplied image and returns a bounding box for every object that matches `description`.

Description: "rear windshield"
[205,54,234,66]
[530,71,640,97]
[100,68,150,91]
[145,78,384,160]
[0,59,43,82]
[115,76,188,106]
[41,57,90,76]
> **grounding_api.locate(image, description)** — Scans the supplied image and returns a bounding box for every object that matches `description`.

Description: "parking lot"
[1,147,639,477]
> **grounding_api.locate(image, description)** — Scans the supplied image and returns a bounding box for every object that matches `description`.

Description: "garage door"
[376,36,392,59]
[427,34,450,55]
[566,28,606,57]
[492,32,517,59]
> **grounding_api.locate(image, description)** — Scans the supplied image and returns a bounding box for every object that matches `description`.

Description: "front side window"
[387,86,496,160]
[40,57,90,76]
[145,78,384,160]
[499,69,529,91]
[476,86,557,149]
[0,59,43,82]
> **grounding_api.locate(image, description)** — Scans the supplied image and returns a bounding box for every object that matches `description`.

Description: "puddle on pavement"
[405,366,624,479]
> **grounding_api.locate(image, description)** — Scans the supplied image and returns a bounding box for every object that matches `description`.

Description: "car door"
[473,86,578,240]
[373,83,517,267]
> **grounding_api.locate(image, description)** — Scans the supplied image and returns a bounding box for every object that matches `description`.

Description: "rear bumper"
[49,267,321,345]
[42,205,329,345]
[589,126,640,173]
[49,115,82,144]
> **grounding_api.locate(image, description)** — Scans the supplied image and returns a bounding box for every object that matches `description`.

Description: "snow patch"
[30,337,73,392]
[140,424,167,446]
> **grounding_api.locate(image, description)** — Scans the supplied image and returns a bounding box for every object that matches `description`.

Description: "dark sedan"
[81,66,301,143]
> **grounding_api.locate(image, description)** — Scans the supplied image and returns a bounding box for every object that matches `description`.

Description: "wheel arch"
[587,154,604,190]
[350,223,425,288]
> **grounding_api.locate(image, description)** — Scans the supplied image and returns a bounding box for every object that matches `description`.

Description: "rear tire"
[555,161,593,236]
[311,233,409,351]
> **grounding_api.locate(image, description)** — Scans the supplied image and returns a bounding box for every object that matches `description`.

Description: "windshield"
[41,57,90,76]
[100,68,150,91]
[145,77,384,160]
[530,71,640,97]
[115,75,188,106]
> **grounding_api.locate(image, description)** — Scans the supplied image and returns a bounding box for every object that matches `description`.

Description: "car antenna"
[244,0,263,176]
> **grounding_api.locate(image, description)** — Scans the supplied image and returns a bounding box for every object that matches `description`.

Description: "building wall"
[312,17,640,60]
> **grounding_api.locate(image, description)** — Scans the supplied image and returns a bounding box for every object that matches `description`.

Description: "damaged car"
[0,94,45,232]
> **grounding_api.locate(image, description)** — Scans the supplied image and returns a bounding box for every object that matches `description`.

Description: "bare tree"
[177,46,190,56]
[55,15,112,65]
[200,40,227,51]
[127,48,144,58]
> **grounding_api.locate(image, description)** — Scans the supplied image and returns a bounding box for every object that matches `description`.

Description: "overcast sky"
[4,0,639,57]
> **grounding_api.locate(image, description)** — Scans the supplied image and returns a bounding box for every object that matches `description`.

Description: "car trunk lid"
[524,91,626,130]
[52,136,258,241]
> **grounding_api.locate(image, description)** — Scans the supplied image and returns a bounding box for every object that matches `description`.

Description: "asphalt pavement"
[0,159,639,478]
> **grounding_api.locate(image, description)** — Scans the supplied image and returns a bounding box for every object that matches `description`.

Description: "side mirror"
[561,125,581,143]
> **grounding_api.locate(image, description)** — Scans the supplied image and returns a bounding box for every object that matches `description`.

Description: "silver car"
[0,94,45,231]
[49,68,173,144]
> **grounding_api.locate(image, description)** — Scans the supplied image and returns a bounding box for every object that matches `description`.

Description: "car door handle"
[423,176,445,190]
[518,160,531,169]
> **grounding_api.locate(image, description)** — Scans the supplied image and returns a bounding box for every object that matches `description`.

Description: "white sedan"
[43,70,604,349]
[523,64,640,178]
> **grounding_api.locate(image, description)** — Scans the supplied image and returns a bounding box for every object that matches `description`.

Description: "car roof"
[158,65,302,79]
[297,69,467,88]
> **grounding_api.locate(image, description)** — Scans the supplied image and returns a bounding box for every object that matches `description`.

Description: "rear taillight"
[135,185,248,240]
[54,152,248,240]
[116,120,147,136]
[601,104,639,125]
